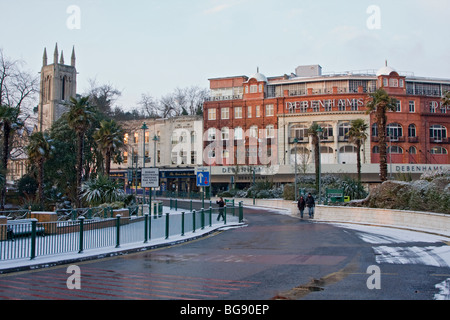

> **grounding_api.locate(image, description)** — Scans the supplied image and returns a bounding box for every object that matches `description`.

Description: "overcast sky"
[1,0,449,110]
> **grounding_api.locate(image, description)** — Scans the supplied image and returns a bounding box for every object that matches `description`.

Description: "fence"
[0,202,244,262]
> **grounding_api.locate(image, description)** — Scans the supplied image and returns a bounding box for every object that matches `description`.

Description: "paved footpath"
[0,206,449,301]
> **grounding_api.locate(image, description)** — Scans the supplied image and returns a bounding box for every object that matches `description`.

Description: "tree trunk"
[377,107,388,182]
[0,122,11,210]
[105,149,111,177]
[38,158,44,209]
[313,135,320,192]
[356,140,362,182]
[76,131,84,207]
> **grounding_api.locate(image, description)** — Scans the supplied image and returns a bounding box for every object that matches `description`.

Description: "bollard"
[239,202,244,223]
[30,219,38,260]
[201,208,205,230]
[115,214,121,248]
[144,213,149,243]
[175,199,178,211]
[224,205,227,225]
[165,213,170,239]
[78,216,85,254]
[192,209,196,233]
[181,212,185,236]
[209,206,212,227]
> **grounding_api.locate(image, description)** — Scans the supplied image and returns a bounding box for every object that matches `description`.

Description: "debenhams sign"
[394,164,449,173]
[286,98,365,110]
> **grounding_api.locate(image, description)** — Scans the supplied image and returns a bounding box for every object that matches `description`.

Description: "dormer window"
[250,85,258,93]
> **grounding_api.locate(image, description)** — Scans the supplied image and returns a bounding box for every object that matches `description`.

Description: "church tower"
[38,43,77,132]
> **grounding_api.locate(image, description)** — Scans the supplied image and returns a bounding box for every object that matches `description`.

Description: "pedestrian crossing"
[0,266,260,300]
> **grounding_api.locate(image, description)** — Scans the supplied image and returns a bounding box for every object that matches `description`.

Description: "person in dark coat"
[297,196,306,219]
[305,193,315,218]
[216,197,225,221]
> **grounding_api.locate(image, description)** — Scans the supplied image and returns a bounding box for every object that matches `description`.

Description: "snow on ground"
[328,222,450,300]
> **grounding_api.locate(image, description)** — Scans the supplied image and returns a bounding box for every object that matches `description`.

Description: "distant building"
[38,44,77,132]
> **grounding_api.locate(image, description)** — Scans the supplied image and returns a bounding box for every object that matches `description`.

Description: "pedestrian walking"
[216,197,225,221]
[305,193,315,219]
[297,196,306,219]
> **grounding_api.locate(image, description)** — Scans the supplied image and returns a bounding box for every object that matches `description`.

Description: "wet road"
[0,206,449,300]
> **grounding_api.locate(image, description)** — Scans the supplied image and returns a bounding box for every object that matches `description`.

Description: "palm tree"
[443,90,450,108]
[307,122,322,192]
[26,132,53,209]
[65,96,95,207]
[93,119,125,176]
[347,119,369,182]
[0,105,23,209]
[366,88,398,182]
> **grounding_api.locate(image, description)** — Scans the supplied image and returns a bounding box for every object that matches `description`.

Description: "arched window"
[290,124,308,141]
[61,76,66,100]
[338,122,351,141]
[387,146,403,154]
[387,123,403,139]
[430,125,447,141]
[249,125,258,139]
[408,146,417,154]
[430,147,448,154]
[408,124,416,137]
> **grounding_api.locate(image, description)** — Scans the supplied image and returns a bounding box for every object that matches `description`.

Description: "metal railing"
[0,202,244,262]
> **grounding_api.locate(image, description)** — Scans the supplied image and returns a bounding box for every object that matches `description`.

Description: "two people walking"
[297,193,315,219]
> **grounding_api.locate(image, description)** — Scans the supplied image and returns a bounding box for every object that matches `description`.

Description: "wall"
[227,197,450,237]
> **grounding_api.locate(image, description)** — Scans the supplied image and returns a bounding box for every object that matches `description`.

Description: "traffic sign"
[196,171,210,187]
[141,168,159,188]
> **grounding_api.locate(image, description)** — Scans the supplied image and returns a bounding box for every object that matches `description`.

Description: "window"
[235,107,242,119]
[389,78,399,87]
[207,128,217,141]
[339,122,351,140]
[312,101,320,112]
[134,132,139,144]
[290,124,308,141]
[371,123,378,137]
[408,124,416,137]
[387,146,404,154]
[324,100,333,112]
[124,133,129,144]
[259,84,263,93]
[430,125,447,141]
[247,106,252,118]
[265,104,274,116]
[399,79,404,88]
[123,152,128,164]
[383,78,388,87]
[145,131,150,143]
[395,100,401,112]
[234,127,243,140]
[221,108,229,120]
[266,125,275,138]
[430,147,448,154]
[387,123,403,140]
[208,108,216,120]
[320,124,333,139]
[249,125,258,138]
[221,127,229,140]
[408,146,417,154]
[255,106,261,117]
[409,101,415,113]
[250,85,258,93]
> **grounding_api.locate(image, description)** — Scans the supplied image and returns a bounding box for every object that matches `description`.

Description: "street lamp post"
[293,138,299,202]
[316,126,323,205]
[141,123,148,204]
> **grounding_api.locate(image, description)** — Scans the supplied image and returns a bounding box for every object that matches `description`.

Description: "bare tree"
[85,78,122,116]
[0,49,38,208]
[138,93,159,118]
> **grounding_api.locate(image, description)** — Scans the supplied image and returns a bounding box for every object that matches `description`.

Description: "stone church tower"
[38,43,77,132]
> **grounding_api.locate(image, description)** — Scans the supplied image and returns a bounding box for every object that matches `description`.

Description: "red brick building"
[203,64,450,186]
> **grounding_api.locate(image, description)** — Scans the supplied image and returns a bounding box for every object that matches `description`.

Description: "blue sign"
[197,172,210,187]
